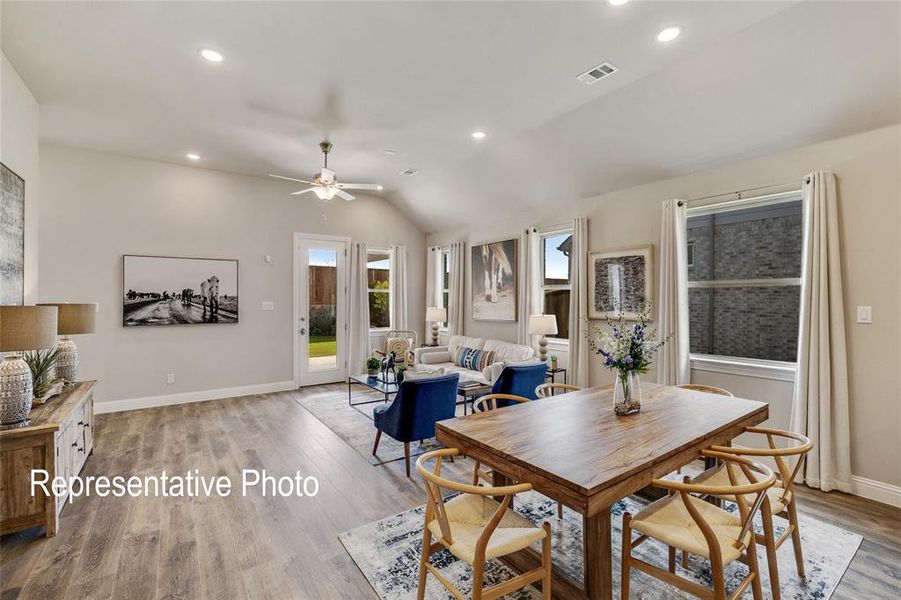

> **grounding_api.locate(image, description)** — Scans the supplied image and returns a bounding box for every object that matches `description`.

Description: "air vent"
[577,61,619,85]
[400,168,420,176]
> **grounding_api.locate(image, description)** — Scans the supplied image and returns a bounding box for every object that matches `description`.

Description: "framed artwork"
[0,163,25,305]
[123,255,239,326]
[471,238,517,322]
[588,244,653,320]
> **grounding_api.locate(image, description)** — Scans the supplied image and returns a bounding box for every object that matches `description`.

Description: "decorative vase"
[550,360,558,371]
[613,371,641,416]
[0,355,33,429]
[55,337,79,384]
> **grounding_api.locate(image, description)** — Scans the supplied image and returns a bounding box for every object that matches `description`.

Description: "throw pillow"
[453,346,496,372]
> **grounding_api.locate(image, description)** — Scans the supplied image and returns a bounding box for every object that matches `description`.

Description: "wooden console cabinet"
[0,381,95,537]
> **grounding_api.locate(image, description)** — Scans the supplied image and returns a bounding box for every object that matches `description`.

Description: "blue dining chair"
[372,372,460,477]
[490,363,547,407]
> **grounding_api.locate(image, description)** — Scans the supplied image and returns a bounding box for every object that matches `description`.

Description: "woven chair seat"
[693,464,793,513]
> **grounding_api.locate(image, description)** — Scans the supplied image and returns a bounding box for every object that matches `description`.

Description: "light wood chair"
[686,428,813,600]
[535,383,581,398]
[621,449,775,600]
[676,384,735,397]
[416,448,552,600]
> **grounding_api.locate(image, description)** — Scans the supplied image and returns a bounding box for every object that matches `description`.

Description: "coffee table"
[347,374,399,407]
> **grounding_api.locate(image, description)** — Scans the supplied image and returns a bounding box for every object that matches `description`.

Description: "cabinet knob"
[72,442,78,447]
[78,447,85,453]
[78,421,85,426]
[85,423,90,428]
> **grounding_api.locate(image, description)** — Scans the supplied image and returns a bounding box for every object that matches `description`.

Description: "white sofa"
[413,335,538,385]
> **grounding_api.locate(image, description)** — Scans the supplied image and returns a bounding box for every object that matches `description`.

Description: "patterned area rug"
[295,384,463,466]
[339,490,861,599]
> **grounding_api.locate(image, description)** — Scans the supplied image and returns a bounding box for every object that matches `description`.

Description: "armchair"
[372,372,459,476]
[373,329,417,366]
[490,362,547,407]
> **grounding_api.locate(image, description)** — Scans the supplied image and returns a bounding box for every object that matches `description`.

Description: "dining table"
[435,382,769,600]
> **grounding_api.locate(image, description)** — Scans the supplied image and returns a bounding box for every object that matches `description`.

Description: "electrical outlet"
[261,301,275,311]
[856,306,872,324]
[166,373,176,384]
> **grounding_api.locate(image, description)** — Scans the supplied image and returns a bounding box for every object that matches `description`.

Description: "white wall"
[1,53,39,303]
[428,124,901,494]
[39,144,426,406]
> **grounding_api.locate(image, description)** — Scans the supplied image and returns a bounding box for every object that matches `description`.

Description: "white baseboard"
[851,475,901,508]
[95,381,297,414]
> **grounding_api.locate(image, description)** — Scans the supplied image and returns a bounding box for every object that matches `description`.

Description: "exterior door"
[295,236,348,386]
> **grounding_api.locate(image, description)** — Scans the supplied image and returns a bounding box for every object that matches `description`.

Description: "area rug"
[339,490,862,599]
[295,384,463,467]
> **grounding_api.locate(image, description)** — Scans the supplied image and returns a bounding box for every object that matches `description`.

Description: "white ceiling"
[2,1,899,232]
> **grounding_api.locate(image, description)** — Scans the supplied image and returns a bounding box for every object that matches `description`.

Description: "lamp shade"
[38,303,96,335]
[528,314,558,336]
[0,306,59,352]
[426,307,447,322]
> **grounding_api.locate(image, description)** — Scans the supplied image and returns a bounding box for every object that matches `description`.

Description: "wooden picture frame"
[587,244,653,320]
[470,237,517,322]
[0,162,25,306]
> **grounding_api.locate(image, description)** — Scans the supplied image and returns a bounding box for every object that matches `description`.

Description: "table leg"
[347,379,351,406]
[583,508,612,600]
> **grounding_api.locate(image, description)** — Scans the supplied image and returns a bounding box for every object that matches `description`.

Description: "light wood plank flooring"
[2,387,900,599]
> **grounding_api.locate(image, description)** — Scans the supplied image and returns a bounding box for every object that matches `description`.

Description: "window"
[540,230,572,340]
[439,249,450,329]
[367,250,390,329]
[686,190,803,363]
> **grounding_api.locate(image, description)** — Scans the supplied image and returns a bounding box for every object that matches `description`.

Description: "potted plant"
[585,305,669,416]
[23,348,62,405]
[366,356,380,376]
[396,364,406,383]
[549,354,559,370]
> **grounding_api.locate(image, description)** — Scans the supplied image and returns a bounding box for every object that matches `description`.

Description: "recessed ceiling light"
[377,185,384,191]
[606,0,630,6]
[471,131,487,140]
[199,48,224,63]
[656,27,682,43]
[186,153,201,161]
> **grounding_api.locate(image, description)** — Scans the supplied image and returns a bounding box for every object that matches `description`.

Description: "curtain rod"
[677,177,809,207]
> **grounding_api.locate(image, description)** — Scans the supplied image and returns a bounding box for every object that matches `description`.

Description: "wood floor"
[2,387,900,599]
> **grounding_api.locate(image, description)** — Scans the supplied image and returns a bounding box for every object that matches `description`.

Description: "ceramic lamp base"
[431,323,439,345]
[0,355,33,429]
[56,337,79,384]
[538,336,548,362]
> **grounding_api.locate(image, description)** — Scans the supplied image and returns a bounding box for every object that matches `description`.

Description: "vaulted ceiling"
[2,1,899,232]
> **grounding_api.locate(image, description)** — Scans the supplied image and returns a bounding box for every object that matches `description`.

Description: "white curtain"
[656,199,690,385]
[790,171,852,493]
[348,242,371,373]
[426,246,438,333]
[447,241,466,336]
[568,217,590,387]
[389,244,408,330]
[516,227,541,346]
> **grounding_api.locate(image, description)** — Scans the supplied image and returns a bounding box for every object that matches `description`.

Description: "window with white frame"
[367,250,390,329]
[686,190,803,363]
[540,229,572,340]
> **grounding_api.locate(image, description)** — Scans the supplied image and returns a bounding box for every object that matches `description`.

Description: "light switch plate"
[856,306,872,324]
[261,301,275,311]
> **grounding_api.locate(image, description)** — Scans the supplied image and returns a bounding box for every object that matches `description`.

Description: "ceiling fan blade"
[335,183,382,190]
[270,173,315,185]
[290,188,316,196]
[334,189,356,202]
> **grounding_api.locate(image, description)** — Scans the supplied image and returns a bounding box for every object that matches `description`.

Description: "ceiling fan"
[269,141,382,202]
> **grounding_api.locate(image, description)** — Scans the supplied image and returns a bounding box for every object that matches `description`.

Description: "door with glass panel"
[295,236,347,386]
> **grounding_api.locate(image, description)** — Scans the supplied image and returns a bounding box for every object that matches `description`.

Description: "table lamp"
[528,314,558,362]
[0,306,59,429]
[425,307,447,346]
[38,303,96,384]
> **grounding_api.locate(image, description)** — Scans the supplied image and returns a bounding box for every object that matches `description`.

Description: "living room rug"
[294,383,464,467]
[339,490,862,599]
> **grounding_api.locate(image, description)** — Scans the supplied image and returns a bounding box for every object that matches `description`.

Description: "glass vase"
[613,370,641,416]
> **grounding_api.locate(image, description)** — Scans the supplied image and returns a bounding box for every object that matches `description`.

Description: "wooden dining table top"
[435,383,768,499]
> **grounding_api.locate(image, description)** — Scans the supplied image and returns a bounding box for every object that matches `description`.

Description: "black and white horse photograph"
[123,255,238,326]
[470,238,517,322]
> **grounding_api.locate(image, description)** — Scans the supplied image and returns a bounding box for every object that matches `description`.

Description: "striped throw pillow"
[453,346,496,372]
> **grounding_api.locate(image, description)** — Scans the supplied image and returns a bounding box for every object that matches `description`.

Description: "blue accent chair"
[491,363,548,407]
[372,372,460,477]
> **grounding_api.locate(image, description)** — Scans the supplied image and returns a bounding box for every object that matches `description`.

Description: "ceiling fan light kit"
[270,140,381,202]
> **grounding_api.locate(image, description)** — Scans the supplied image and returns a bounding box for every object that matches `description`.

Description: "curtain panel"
[568,217,590,387]
[656,199,690,385]
[348,242,371,373]
[790,171,852,493]
[447,241,466,336]
[389,245,408,330]
[516,227,541,346]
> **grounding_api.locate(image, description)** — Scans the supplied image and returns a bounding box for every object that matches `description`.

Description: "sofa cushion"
[403,368,445,381]
[448,335,485,354]
[483,339,535,362]
[419,351,451,365]
[452,346,496,372]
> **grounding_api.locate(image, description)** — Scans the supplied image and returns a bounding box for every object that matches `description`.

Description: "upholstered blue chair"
[490,363,547,407]
[372,372,460,477]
